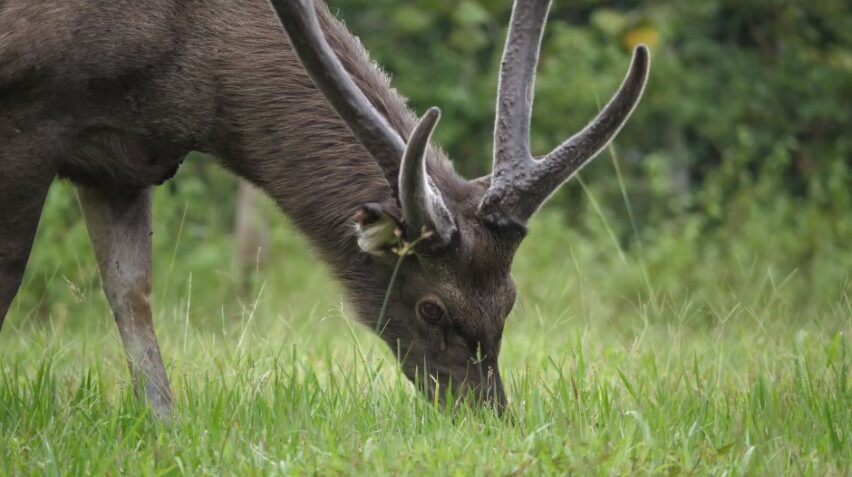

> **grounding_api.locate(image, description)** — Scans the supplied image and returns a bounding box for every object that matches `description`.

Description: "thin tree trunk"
[234,180,269,292]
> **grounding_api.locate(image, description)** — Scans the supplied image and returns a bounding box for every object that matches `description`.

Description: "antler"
[399,108,457,244]
[478,0,651,229]
[270,0,455,242]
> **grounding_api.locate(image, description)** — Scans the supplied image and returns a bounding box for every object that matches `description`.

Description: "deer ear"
[354,202,403,256]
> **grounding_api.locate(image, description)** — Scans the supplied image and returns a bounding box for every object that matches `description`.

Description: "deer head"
[270,0,650,412]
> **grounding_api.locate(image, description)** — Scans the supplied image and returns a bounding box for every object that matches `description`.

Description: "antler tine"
[486,0,552,227]
[534,46,650,200]
[269,0,406,194]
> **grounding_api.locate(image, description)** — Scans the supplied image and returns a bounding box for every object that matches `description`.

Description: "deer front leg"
[0,136,57,330]
[0,180,51,329]
[77,186,173,418]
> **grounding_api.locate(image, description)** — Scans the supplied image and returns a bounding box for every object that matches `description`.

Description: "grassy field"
[1,178,851,476]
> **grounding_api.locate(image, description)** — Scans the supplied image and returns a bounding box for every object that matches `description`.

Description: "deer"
[0,0,649,418]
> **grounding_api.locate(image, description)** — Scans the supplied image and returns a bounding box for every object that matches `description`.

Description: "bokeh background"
[10,0,851,325]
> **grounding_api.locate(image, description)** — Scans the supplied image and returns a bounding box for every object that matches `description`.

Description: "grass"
[1,177,851,475]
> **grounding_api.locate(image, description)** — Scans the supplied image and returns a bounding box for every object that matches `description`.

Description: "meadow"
[1,161,850,475]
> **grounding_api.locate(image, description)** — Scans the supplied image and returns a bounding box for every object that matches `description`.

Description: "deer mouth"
[408,361,507,414]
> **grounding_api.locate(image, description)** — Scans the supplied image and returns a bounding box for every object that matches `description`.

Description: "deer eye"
[417,298,445,326]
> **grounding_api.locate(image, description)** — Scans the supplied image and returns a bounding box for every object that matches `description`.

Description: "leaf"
[591,9,628,37]
[715,442,735,456]
[623,24,660,50]
[453,1,490,27]
[392,6,433,33]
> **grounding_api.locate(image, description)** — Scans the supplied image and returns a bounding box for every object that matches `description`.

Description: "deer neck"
[212,4,414,293]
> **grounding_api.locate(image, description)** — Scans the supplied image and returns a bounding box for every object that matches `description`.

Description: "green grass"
[1,179,851,475]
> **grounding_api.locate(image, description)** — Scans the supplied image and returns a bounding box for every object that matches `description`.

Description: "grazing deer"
[0,0,649,417]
